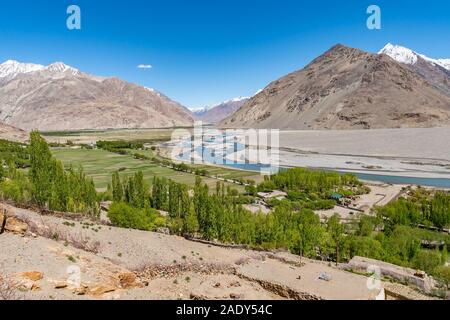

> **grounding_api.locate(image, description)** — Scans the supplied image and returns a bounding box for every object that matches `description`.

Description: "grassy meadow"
[51,147,262,191]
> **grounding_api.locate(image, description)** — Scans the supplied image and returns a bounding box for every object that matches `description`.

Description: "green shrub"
[108,202,165,231]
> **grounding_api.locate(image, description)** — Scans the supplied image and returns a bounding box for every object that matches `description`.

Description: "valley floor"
[277,127,450,181]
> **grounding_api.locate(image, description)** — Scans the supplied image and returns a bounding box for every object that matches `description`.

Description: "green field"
[52,147,262,191]
[43,128,179,145]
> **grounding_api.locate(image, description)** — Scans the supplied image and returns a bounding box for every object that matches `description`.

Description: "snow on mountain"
[0,61,193,131]
[0,60,45,78]
[224,96,250,103]
[379,43,450,71]
[0,60,80,79]
[45,62,80,75]
[192,96,250,123]
[145,87,162,97]
[192,96,250,113]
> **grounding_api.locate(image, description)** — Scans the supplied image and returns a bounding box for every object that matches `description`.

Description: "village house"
[257,190,288,201]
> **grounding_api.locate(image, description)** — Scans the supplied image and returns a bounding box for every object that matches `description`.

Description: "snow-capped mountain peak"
[45,62,79,75]
[224,96,250,104]
[0,60,45,78]
[0,60,80,78]
[379,43,418,65]
[379,43,450,71]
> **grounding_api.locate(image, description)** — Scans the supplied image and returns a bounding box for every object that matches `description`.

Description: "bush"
[434,266,450,288]
[412,250,443,274]
[0,178,30,203]
[346,236,384,261]
[108,202,165,231]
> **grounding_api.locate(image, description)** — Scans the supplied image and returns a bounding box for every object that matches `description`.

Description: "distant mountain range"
[1,43,449,133]
[220,44,450,130]
[192,97,249,123]
[0,60,193,131]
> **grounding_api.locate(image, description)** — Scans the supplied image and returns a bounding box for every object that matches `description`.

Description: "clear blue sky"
[0,0,449,108]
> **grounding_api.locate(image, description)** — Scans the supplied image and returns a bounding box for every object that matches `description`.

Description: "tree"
[49,159,69,212]
[184,203,199,236]
[29,131,53,205]
[327,214,345,265]
[112,171,123,202]
[291,210,325,259]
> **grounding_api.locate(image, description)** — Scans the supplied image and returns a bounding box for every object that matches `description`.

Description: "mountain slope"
[0,122,28,142]
[0,61,193,131]
[193,97,249,123]
[220,44,450,130]
[379,44,450,96]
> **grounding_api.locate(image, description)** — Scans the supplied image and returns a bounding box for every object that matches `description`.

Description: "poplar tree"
[29,131,53,205]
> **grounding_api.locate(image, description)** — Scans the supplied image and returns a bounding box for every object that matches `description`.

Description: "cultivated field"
[51,147,262,191]
[43,128,180,145]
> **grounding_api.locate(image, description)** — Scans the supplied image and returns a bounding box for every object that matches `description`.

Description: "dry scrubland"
[0,203,390,300]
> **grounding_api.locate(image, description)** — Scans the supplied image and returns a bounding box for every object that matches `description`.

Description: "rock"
[89,284,117,296]
[319,273,332,282]
[54,282,68,289]
[31,283,41,291]
[230,293,244,300]
[190,293,208,300]
[16,282,34,291]
[5,217,28,235]
[0,210,5,234]
[118,272,139,289]
[214,282,221,288]
[73,285,89,296]
[228,281,241,288]
[156,227,170,235]
[19,271,43,282]
[100,201,112,211]
[414,271,426,279]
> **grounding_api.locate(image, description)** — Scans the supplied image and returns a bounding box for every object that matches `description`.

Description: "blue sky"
[0,0,449,108]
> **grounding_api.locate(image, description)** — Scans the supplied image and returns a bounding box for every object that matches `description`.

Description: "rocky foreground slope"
[0,60,194,131]
[0,203,436,300]
[220,44,450,130]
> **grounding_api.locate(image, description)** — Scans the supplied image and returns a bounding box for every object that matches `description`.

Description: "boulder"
[19,271,43,282]
[0,210,5,234]
[230,293,244,300]
[89,284,117,296]
[72,284,89,296]
[118,272,140,289]
[5,217,28,235]
[54,281,68,289]
[156,227,170,235]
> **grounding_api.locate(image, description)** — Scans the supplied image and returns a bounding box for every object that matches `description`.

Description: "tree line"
[0,132,99,215]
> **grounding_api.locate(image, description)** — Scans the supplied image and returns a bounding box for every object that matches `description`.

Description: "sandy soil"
[277,128,450,179]
[0,203,387,300]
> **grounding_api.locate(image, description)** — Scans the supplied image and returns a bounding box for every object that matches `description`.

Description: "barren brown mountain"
[0,62,194,131]
[220,44,450,130]
[0,122,28,142]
